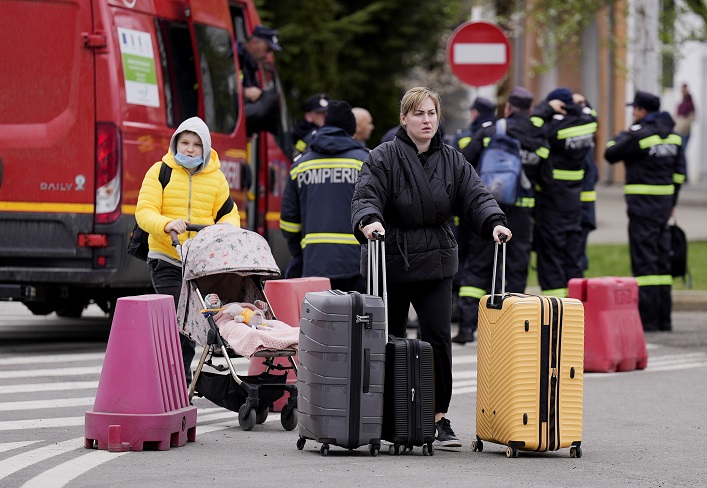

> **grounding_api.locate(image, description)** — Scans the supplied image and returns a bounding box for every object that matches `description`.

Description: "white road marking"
[0,437,84,481]
[0,381,98,395]
[0,440,42,453]
[0,397,95,412]
[19,449,129,488]
[0,353,105,366]
[0,366,101,379]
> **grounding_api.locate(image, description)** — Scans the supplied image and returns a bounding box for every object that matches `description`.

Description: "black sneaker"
[452,329,475,344]
[433,417,462,448]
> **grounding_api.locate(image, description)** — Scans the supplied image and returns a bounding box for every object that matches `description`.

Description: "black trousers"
[387,277,453,413]
[534,215,583,296]
[148,258,195,385]
[629,216,672,331]
[457,206,533,333]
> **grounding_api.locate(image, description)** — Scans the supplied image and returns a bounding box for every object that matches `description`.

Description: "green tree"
[257,0,465,142]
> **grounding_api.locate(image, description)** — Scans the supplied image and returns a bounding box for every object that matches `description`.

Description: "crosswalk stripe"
[0,437,84,481]
[19,449,129,488]
[0,353,105,366]
[0,441,42,453]
[0,397,95,412]
[0,381,98,395]
[0,366,101,379]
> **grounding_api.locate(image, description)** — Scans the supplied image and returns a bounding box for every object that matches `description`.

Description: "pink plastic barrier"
[85,295,197,451]
[249,277,331,411]
[568,277,648,373]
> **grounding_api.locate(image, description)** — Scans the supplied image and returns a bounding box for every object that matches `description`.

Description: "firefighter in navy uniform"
[605,90,685,331]
[280,101,368,292]
[291,93,330,157]
[531,88,598,297]
[455,87,549,344]
[451,97,498,151]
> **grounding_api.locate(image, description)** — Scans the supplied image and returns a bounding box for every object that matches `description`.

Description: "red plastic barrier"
[568,277,648,373]
[85,295,197,451]
[249,277,331,411]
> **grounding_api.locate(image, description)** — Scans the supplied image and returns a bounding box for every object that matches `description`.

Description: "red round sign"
[446,21,511,87]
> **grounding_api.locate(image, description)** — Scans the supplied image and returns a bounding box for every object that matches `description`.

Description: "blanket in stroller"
[213,302,299,358]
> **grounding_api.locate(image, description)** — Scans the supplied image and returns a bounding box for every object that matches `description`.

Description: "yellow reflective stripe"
[673,173,686,184]
[557,122,598,139]
[580,190,597,202]
[624,184,674,195]
[553,169,585,181]
[453,216,460,226]
[636,275,673,286]
[483,136,491,147]
[458,136,471,149]
[295,139,307,153]
[530,116,544,128]
[536,147,550,159]
[638,134,683,149]
[459,286,487,299]
[514,197,535,208]
[279,219,302,233]
[300,233,359,248]
[606,140,616,148]
[541,288,568,298]
[290,158,363,179]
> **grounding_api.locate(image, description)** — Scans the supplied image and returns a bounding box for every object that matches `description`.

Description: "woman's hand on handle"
[165,219,190,235]
[493,225,512,244]
[361,221,385,240]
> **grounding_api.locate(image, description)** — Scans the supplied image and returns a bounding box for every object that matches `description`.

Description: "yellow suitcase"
[473,243,584,458]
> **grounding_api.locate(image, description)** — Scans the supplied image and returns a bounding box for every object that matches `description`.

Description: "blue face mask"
[174,151,204,169]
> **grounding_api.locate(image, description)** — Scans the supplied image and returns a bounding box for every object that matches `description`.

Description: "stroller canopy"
[181,224,280,280]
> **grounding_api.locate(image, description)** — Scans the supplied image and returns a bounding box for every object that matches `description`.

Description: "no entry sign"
[446,21,511,87]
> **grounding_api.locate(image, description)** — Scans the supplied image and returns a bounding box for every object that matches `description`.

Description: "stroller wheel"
[256,409,269,424]
[281,405,298,431]
[238,404,256,431]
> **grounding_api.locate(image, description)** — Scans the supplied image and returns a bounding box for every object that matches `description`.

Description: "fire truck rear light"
[78,234,109,247]
[96,255,107,267]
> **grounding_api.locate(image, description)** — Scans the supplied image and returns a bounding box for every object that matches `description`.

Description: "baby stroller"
[176,224,298,431]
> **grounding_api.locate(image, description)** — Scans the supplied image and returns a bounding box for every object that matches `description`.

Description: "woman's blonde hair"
[400,86,441,120]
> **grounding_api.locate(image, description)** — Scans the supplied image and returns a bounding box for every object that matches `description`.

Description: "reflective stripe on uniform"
[536,147,550,159]
[483,137,491,147]
[454,216,460,226]
[295,139,307,153]
[553,169,585,181]
[280,219,302,233]
[541,287,568,297]
[623,184,674,195]
[580,190,597,202]
[606,140,616,148]
[638,134,683,149]
[290,158,363,179]
[673,173,686,184]
[459,286,487,299]
[557,122,598,139]
[514,197,535,208]
[636,275,673,286]
[458,137,471,149]
[530,116,544,128]
[300,233,358,248]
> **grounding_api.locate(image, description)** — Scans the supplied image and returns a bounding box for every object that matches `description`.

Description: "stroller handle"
[170,224,209,247]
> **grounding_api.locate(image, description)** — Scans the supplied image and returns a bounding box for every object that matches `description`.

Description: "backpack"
[477,119,523,206]
[669,221,692,288]
[127,162,172,261]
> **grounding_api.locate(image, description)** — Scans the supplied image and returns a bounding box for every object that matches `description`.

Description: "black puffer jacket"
[351,127,506,283]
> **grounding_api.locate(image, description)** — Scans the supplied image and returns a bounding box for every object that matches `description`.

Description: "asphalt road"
[1,302,706,488]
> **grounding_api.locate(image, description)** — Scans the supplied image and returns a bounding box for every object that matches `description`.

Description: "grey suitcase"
[296,289,387,456]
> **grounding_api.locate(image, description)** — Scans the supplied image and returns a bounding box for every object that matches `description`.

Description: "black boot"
[452,329,475,344]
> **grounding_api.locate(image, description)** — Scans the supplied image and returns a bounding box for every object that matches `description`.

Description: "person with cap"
[352,107,375,149]
[456,87,549,344]
[136,116,240,386]
[352,87,511,448]
[237,24,282,104]
[605,90,685,332]
[451,96,498,152]
[529,87,598,298]
[280,100,369,291]
[291,93,330,157]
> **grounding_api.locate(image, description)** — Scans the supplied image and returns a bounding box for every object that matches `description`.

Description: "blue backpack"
[477,119,523,206]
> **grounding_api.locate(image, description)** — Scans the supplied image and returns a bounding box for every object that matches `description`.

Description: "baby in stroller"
[203,293,299,359]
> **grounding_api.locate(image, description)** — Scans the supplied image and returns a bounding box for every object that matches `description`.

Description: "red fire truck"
[0,0,292,317]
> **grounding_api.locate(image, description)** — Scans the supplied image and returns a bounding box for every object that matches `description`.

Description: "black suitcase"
[382,336,436,455]
[367,233,436,456]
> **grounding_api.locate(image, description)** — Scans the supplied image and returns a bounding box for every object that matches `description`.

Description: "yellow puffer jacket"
[135,149,240,261]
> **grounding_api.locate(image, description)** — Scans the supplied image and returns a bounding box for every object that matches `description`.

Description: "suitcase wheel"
[506,446,519,458]
[296,437,306,451]
[570,446,582,458]
[471,438,484,452]
[423,443,434,456]
[320,444,329,456]
[369,443,379,457]
[388,444,401,456]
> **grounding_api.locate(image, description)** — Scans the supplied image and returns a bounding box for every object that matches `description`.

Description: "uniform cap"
[508,87,533,110]
[627,90,660,112]
[324,100,357,136]
[546,87,574,105]
[302,93,330,113]
[470,97,496,115]
[252,25,281,52]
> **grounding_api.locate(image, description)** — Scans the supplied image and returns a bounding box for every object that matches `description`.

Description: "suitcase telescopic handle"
[490,234,508,306]
[367,232,388,337]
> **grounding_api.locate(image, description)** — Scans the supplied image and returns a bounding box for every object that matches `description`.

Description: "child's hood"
[169,116,212,166]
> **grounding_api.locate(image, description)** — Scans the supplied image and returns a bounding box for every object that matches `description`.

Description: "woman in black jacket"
[352,87,511,448]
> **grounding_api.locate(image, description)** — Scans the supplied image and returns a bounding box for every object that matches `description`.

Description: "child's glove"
[204,293,222,310]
